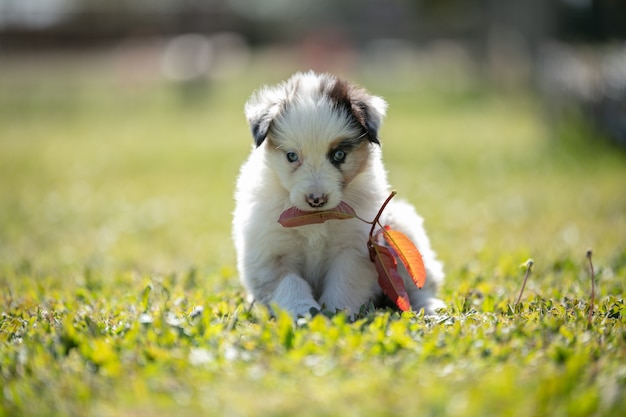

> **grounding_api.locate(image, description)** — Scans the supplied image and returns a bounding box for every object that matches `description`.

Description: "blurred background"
[1,0,626,100]
[1,0,625,289]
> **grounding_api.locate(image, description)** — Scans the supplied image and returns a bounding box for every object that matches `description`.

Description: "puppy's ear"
[244,87,284,147]
[330,78,387,145]
[352,95,387,145]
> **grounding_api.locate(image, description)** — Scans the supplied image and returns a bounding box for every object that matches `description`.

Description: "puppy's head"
[245,71,387,211]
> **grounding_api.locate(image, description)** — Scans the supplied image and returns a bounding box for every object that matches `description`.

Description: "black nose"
[306,193,328,208]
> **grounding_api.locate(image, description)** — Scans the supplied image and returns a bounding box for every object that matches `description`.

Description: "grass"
[1,54,625,416]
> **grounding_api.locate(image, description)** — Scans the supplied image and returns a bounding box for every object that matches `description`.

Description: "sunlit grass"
[1,58,625,416]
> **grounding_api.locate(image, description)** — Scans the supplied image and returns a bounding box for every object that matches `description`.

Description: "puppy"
[233,71,444,318]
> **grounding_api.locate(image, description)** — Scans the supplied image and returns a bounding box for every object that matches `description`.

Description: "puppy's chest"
[288,226,341,274]
[298,227,333,257]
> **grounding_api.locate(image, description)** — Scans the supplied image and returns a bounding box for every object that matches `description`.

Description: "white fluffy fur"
[233,71,444,318]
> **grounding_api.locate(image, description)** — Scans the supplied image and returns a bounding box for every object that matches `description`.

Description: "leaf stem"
[368,191,397,240]
[354,215,373,224]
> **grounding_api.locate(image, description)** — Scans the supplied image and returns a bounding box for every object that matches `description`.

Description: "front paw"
[281,300,322,319]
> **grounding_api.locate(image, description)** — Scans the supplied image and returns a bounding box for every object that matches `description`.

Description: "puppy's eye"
[286,151,299,163]
[332,149,346,163]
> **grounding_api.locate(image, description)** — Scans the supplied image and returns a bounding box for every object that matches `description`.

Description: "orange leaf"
[382,226,427,289]
[278,201,356,227]
[370,242,411,312]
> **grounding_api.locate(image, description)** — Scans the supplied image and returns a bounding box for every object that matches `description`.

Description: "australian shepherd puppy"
[233,71,444,318]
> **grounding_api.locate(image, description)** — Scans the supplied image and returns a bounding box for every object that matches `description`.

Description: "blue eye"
[332,149,346,163]
[286,151,299,163]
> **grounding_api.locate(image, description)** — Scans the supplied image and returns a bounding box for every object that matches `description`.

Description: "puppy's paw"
[416,297,446,316]
[285,301,323,319]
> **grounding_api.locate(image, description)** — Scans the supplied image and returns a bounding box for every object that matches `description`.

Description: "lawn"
[1,54,625,417]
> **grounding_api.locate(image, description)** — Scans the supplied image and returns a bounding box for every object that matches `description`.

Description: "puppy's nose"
[306,193,328,208]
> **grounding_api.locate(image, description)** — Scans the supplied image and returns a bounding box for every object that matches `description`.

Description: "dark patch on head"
[249,73,383,148]
[353,100,380,145]
[248,78,300,147]
[250,116,272,147]
[327,78,381,145]
[327,79,353,116]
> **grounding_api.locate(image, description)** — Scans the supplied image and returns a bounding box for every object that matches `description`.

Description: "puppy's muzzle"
[306,193,328,208]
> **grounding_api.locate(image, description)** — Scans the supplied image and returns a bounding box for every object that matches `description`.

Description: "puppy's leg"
[319,249,378,316]
[272,273,321,317]
[402,271,446,315]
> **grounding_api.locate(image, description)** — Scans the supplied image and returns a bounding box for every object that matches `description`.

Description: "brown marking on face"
[331,138,371,187]
[328,135,363,150]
